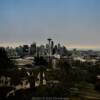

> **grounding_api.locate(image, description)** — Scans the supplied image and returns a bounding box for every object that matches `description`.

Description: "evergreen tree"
[0,47,15,70]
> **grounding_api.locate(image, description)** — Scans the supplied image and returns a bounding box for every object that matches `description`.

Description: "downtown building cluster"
[6,39,68,58]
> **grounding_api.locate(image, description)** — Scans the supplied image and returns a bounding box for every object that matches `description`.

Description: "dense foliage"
[0,47,15,70]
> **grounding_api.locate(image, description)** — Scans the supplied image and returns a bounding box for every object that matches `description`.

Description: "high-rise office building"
[30,42,36,56]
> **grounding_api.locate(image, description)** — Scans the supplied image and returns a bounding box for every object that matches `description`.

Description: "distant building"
[6,47,18,57]
[23,45,29,56]
[53,45,58,54]
[30,42,36,56]
[15,46,23,57]
[51,40,54,55]
[45,44,49,56]
[39,45,45,56]
[47,38,52,57]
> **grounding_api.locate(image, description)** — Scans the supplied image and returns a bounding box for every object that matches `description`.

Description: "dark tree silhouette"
[34,56,48,66]
[0,47,15,70]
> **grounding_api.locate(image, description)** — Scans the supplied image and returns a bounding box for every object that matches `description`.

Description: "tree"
[34,56,48,86]
[34,56,48,66]
[0,47,15,70]
[56,59,73,96]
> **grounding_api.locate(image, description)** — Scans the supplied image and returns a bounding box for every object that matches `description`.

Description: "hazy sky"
[0,0,100,49]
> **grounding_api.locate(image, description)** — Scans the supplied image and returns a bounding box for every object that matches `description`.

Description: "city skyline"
[1,41,100,51]
[0,0,100,50]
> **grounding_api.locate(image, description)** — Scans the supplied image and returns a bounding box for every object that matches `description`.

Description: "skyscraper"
[30,42,36,56]
[47,38,52,57]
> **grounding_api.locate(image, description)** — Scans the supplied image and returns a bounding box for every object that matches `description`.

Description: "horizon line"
[0,42,100,51]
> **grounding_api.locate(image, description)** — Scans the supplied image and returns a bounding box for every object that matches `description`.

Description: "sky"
[0,0,100,49]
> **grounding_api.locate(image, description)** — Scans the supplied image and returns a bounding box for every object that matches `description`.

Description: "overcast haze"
[0,0,100,49]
